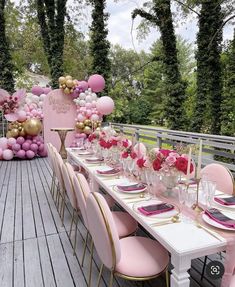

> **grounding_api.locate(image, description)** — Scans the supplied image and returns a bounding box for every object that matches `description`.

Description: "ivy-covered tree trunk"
[89,0,111,94]
[0,0,14,92]
[191,0,223,134]
[132,0,186,130]
[36,0,67,88]
[221,31,235,137]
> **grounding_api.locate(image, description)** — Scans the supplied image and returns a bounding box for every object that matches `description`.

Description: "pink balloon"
[85,103,92,109]
[12,143,21,152]
[96,96,114,115]
[91,101,97,108]
[31,109,38,116]
[5,113,18,122]
[7,137,16,147]
[26,150,35,159]
[79,81,89,91]
[80,133,87,138]
[88,74,105,92]
[31,86,44,96]
[0,148,2,159]
[90,114,99,121]
[75,133,81,138]
[16,136,25,145]
[43,87,52,94]
[17,110,27,122]
[22,142,30,151]
[38,148,47,157]
[77,113,85,122]
[38,144,44,152]
[30,143,38,152]
[3,149,14,160]
[26,140,32,145]
[0,137,8,150]
[86,109,92,117]
[16,149,26,159]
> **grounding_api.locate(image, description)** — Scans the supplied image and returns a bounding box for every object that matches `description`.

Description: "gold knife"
[196,223,224,241]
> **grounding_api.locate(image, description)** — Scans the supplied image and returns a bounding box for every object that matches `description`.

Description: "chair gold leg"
[97,263,104,287]
[165,269,169,287]
[81,230,89,266]
[69,209,75,238]
[109,271,114,287]
[73,213,78,255]
[51,173,55,195]
[88,241,94,287]
[59,188,66,226]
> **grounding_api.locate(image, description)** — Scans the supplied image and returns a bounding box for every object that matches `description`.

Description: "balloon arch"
[0,74,115,160]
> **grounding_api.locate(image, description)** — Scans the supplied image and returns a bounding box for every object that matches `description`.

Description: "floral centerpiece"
[121,138,137,160]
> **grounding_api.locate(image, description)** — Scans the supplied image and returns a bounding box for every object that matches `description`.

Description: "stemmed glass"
[143,168,152,199]
[127,158,135,179]
[149,170,160,198]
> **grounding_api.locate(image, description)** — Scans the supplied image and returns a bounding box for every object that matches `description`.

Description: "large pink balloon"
[3,149,14,160]
[0,148,3,159]
[17,110,27,122]
[26,150,35,159]
[0,137,8,150]
[31,86,44,96]
[96,96,114,115]
[43,87,52,94]
[88,74,105,93]
[16,149,26,159]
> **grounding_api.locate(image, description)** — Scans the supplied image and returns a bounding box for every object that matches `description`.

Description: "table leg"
[170,254,191,287]
[58,130,68,159]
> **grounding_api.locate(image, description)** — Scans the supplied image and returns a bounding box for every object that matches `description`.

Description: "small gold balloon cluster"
[58,75,77,95]
[75,119,101,135]
[7,118,42,138]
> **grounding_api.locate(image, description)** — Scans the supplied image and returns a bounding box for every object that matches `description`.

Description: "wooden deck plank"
[14,161,23,241]
[0,242,13,287]
[24,237,44,287]
[13,240,25,287]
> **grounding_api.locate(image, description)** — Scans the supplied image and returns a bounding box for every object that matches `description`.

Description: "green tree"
[191,0,223,134]
[36,0,67,88]
[132,0,187,130]
[89,0,111,94]
[0,0,14,92]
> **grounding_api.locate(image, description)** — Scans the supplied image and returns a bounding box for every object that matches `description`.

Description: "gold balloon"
[19,129,26,137]
[6,131,12,138]
[11,128,19,138]
[84,126,92,135]
[59,76,66,85]
[65,75,72,81]
[76,122,85,130]
[64,87,70,94]
[24,118,42,136]
[66,79,74,88]
[18,126,22,132]
[84,119,91,127]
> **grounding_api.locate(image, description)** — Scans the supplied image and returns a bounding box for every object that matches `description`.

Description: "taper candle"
[196,139,203,179]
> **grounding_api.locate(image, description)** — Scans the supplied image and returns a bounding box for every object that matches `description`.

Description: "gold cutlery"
[150,215,181,227]
[196,223,224,241]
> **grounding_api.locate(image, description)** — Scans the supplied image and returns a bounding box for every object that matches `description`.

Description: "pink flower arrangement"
[136,156,151,169]
[151,149,193,175]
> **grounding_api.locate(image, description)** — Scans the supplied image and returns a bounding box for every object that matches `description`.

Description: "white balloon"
[85,90,89,95]
[79,92,86,100]
[88,88,92,93]
[91,93,97,100]
[40,94,46,100]
[85,95,92,103]
[79,100,86,107]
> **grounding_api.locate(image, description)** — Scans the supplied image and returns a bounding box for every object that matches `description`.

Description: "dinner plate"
[202,213,235,231]
[113,182,147,194]
[96,166,120,177]
[213,195,235,209]
[133,199,178,219]
[85,157,104,164]
[77,151,93,156]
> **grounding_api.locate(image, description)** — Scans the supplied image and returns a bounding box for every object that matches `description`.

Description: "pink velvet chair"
[201,163,234,195]
[86,192,169,287]
[61,162,80,254]
[73,173,138,270]
[229,275,235,286]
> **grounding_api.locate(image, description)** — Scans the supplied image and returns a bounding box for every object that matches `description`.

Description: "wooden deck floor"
[0,158,223,287]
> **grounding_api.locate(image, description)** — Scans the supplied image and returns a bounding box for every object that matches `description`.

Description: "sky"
[80,0,234,52]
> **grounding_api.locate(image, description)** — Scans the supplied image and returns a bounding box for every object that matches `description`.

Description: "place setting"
[95,165,121,178]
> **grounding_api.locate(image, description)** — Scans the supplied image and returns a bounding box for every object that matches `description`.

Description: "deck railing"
[111,123,235,175]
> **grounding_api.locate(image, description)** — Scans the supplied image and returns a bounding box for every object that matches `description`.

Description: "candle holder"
[192,178,203,213]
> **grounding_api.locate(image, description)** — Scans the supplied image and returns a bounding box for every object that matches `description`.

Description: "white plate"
[133,199,178,219]
[202,213,235,231]
[77,151,93,156]
[213,195,235,209]
[113,184,146,194]
[96,166,120,177]
[85,157,103,164]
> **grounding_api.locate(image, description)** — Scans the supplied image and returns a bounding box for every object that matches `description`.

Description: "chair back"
[61,162,77,209]
[201,163,234,195]
[53,150,64,190]
[73,173,90,228]
[87,192,121,270]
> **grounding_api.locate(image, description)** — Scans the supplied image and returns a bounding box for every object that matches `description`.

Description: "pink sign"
[43,89,76,151]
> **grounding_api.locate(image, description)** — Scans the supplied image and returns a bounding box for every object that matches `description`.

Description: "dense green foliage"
[191,0,223,134]
[0,0,14,92]
[36,0,67,88]
[89,0,111,94]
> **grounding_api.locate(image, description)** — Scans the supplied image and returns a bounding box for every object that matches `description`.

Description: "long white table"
[67,149,227,287]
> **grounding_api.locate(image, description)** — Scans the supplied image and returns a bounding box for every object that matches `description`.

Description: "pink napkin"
[178,179,197,185]
[86,158,104,163]
[204,208,235,229]
[116,183,146,192]
[138,203,174,216]
[214,196,235,206]
[97,168,120,175]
